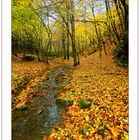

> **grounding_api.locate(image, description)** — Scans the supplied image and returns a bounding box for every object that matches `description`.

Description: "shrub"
[23,55,35,61]
[113,31,128,67]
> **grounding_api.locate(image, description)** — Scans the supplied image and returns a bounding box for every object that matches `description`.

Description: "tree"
[12,0,47,59]
[12,0,128,66]
[105,0,128,65]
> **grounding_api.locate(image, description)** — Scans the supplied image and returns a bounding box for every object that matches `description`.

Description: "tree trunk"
[105,0,120,45]
[120,0,128,30]
[70,0,78,66]
[91,0,102,57]
[62,27,66,60]
[66,30,70,60]
[66,0,70,60]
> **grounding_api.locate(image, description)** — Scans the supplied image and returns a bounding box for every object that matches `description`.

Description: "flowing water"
[12,67,69,140]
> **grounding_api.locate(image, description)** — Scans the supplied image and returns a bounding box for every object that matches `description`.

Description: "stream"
[12,67,70,140]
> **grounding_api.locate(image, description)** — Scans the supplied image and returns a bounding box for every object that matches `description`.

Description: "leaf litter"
[45,51,128,140]
[12,50,128,139]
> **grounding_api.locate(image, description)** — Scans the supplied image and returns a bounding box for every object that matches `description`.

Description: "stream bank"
[12,67,71,140]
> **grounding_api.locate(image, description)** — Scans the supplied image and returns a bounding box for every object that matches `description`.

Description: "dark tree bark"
[62,27,66,60]
[66,2,70,60]
[70,0,78,66]
[91,0,102,57]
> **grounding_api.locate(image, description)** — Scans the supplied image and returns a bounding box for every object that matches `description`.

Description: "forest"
[12,0,128,140]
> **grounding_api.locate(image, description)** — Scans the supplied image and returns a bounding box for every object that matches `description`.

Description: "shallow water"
[12,67,69,140]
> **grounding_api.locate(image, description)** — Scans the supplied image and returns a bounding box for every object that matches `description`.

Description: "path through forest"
[12,49,128,140]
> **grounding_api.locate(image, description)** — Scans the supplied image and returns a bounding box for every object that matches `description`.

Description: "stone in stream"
[37,107,44,115]
[16,105,28,110]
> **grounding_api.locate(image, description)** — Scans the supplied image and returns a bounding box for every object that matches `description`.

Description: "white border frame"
[138,0,140,138]
[0,0,2,139]
[1,0,11,139]
[129,0,139,139]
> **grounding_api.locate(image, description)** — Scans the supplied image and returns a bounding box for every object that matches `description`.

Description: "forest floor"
[12,47,128,140]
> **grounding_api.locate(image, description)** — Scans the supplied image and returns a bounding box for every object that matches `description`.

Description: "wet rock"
[16,105,28,110]
[37,108,43,115]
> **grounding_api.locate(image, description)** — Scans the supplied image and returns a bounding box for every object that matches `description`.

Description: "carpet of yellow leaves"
[12,61,49,110]
[12,48,128,139]
[46,51,128,139]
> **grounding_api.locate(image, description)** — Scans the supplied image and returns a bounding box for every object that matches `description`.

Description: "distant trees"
[12,0,47,60]
[12,0,128,66]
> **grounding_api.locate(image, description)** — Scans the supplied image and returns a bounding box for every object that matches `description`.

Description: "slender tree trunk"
[97,24,107,55]
[66,0,70,60]
[70,0,78,66]
[119,0,128,30]
[62,27,66,60]
[44,40,50,64]
[66,30,70,60]
[114,0,124,33]
[105,0,120,45]
[91,0,102,57]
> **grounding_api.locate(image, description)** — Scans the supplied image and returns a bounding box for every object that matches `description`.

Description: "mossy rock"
[97,126,105,137]
[78,98,92,109]
[56,98,73,107]
[82,125,89,135]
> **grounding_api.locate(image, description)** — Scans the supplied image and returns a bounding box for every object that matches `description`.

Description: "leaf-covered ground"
[12,58,68,110]
[44,51,128,139]
[12,48,128,139]
[12,60,48,109]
